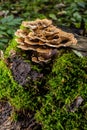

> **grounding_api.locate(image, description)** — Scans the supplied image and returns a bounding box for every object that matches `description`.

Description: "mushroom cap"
[24,37,45,45]
[32,57,39,63]
[22,19,52,30]
[15,38,24,45]
[17,44,36,51]
[28,32,46,43]
[15,29,28,38]
[36,47,52,54]
[32,56,51,63]
[38,56,51,63]
[17,45,30,50]
[17,42,53,55]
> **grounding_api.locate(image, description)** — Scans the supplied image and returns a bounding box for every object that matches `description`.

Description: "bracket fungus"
[15,19,77,63]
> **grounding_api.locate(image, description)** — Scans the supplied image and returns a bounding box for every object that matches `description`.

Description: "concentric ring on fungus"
[15,19,77,63]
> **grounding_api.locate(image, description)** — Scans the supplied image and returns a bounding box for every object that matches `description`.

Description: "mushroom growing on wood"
[15,19,77,63]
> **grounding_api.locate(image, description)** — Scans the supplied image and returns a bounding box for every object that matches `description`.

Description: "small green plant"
[0,15,23,50]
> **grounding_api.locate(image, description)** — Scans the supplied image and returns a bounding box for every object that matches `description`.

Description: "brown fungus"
[15,29,28,38]
[15,19,77,63]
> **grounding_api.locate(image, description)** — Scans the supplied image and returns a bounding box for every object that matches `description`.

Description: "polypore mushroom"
[15,19,77,63]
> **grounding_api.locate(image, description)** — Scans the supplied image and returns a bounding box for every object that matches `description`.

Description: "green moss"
[5,38,19,57]
[0,60,41,111]
[35,53,87,130]
[20,25,26,30]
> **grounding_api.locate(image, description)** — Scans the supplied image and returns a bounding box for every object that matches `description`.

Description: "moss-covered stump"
[1,48,87,129]
[0,60,40,111]
[35,53,87,130]
[0,19,87,129]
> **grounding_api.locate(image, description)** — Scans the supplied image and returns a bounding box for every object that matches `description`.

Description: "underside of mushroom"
[15,19,77,63]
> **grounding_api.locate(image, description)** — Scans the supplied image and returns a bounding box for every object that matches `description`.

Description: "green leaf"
[0,26,6,31]
[73,12,82,21]
[0,42,6,49]
[7,29,15,35]
[0,39,8,43]
[49,14,57,20]
[74,22,81,28]
[1,15,14,24]
[77,2,86,8]
[1,15,23,26]
[0,31,8,36]
[7,18,23,26]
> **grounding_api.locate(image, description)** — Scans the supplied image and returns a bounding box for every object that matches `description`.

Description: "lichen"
[35,52,87,130]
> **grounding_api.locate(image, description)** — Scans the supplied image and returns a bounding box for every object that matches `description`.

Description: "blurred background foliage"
[0,0,87,50]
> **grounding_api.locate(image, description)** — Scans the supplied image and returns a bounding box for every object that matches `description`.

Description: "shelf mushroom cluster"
[15,19,77,63]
